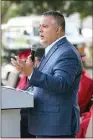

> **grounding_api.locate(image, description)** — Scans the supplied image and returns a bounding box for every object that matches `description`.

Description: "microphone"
[31,44,38,61]
[31,50,35,61]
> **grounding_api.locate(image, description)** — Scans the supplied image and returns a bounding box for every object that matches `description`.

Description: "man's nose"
[39,27,43,33]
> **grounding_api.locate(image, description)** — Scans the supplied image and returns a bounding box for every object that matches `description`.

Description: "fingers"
[11,55,33,75]
[11,57,24,72]
[14,56,23,66]
[27,55,32,58]
[26,55,33,64]
[11,58,17,67]
[11,58,20,72]
[26,55,32,60]
[16,65,22,72]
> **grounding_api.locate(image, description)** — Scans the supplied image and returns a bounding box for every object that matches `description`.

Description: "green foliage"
[1,0,93,23]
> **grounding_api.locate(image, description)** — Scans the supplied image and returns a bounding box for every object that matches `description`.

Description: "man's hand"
[11,55,34,76]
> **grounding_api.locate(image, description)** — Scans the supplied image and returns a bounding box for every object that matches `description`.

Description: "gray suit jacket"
[28,37,82,136]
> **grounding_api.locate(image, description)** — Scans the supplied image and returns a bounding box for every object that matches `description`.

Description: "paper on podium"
[1,86,34,109]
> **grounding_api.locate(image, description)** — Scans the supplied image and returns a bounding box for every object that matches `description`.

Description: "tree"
[1,0,93,23]
[65,1,93,18]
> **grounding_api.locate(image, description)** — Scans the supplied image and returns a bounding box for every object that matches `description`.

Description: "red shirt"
[78,70,93,113]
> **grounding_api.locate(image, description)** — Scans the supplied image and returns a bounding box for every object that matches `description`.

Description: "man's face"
[39,15,58,46]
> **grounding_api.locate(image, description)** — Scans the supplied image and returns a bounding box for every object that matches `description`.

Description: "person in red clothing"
[76,105,93,138]
[15,49,34,138]
[78,69,93,113]
[76,46,93,113]
[16,48,45,138]
[75,46,93,138]
[16,49,31,89]
[16,48,45,89]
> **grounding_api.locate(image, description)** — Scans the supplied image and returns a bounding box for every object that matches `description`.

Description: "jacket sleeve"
[29,51,82,94]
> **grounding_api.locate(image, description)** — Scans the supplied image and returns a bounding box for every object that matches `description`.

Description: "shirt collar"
[45,36,65,56]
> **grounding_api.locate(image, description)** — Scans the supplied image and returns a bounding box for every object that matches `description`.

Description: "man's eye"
[43,25,48,28]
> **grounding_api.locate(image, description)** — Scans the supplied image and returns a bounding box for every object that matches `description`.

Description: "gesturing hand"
[11,55,34,76]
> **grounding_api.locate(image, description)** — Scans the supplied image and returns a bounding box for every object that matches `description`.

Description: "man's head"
[39,11,65,46]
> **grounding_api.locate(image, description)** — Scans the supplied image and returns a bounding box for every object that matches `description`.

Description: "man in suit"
[11,11,82,138]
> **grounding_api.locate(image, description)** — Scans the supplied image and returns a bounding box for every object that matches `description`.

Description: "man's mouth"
[40,35,44,39]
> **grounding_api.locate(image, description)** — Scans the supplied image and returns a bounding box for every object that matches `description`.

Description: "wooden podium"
[1,86,34,138]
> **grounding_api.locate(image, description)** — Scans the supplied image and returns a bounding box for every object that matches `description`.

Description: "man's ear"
[56,26,62,34]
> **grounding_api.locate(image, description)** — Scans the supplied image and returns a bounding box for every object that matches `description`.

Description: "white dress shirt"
[45,36,65,56]
[28,36,65,80]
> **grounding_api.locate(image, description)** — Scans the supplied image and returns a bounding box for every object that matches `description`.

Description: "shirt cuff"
[28,71,33,80]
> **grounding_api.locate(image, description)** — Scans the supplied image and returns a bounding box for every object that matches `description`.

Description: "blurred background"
[1,0,93,86]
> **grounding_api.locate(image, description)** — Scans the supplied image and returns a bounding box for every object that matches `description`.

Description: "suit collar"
[39,37,67,70]
[45,36,66,56]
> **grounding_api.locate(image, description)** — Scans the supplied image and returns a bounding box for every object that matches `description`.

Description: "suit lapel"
[39,44,58,70]
[39,37,67,71]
